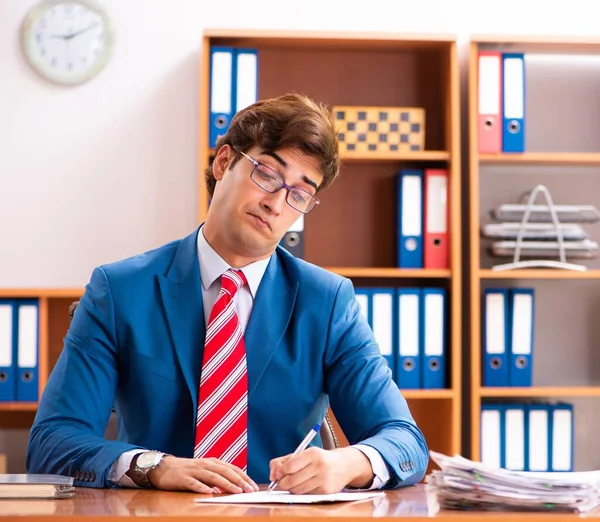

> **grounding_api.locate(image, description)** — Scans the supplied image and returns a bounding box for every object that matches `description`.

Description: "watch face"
[21,0,114,85]
[137,451,162,470]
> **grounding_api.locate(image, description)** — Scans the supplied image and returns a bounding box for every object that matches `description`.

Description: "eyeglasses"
[235,149,320,214]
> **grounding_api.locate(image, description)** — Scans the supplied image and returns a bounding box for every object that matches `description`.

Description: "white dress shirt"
[108,227,390,489]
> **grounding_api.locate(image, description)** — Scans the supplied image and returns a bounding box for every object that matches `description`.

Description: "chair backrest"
[67,300,340,450]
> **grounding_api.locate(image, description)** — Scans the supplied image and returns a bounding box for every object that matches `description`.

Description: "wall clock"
[21,0,114,86]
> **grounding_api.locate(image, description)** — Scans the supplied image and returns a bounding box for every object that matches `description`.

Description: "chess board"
[332,106,425,155]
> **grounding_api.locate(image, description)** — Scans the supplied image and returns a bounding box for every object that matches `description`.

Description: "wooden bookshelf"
[199,29,462,461]
[468,36,600,468]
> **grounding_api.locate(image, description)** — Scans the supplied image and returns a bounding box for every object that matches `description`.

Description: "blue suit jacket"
[26,227,428,488]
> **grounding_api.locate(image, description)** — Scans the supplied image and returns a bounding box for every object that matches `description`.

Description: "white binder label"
[0,305,12,367]
[18,305,38,368]
[211,51,233,113]
[479,55,500,114]
[481,409,501,468]
[552,409,573,471]
[287,214,304,233]
[529,410,549,471]
[399,294,418,357]
[486,293,505,354]
[427,175,447,234]
[512,294,532,355]
[236,52,258,112]
[505,408,525,471]
[402,176,422,236]
[372,293,392,356]
[503,57,524,119]
[424,293,443,356]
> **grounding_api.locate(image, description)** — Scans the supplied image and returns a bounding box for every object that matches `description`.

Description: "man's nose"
[261,188,287,214]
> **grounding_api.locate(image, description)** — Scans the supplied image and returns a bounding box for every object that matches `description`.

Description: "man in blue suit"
[27,93,429,494]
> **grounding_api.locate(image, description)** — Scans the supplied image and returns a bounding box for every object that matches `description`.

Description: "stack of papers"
[425,452,600,514]
[195,490,384,505]
[0,474,75,499]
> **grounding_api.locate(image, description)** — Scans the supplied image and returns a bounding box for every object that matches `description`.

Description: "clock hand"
[65,23,97,40]
[49,33,71,39]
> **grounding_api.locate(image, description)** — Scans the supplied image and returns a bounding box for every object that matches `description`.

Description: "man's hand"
[269,447,374,495]
[147,456,259,494]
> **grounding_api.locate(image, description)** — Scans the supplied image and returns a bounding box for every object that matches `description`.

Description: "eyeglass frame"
[234,148,321,214]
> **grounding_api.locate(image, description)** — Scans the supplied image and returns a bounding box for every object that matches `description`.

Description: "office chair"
[67,301,340,450]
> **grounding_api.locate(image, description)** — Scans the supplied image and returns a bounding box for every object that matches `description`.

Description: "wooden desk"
[0,485,596,521]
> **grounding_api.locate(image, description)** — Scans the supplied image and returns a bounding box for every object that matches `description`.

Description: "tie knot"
[220,269,247,297]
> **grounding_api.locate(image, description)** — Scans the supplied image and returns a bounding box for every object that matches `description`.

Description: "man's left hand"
[269,447,374,494]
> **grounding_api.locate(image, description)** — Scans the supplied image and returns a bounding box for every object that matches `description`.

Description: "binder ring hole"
[284,232,300,247]
[429,359,439,371]
[433,238,442,246]
[0,372,7,383]
[508,120,520,134]
[403,359,415,372]
[22,371,34,383]
[405,238,417,252]
[484,117,494,129]
[491,357,502,369]
[515,356,527,369]
[215,115,228,129]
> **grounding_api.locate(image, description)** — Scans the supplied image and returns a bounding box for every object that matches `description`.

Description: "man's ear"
[212,145,233,181]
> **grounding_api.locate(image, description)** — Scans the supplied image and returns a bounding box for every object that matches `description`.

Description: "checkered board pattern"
[333,106,425,155]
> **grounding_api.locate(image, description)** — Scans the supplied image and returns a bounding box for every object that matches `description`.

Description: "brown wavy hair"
[204,93,340,198]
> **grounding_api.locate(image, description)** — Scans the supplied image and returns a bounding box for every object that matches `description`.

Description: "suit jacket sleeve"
[323,278,429,488]
[26,267,145,488]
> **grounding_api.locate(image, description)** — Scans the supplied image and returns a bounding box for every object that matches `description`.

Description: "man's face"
[209,145,323,260]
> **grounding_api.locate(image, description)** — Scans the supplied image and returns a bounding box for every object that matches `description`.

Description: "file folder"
[354,288,370,322]
[209,47,235,148]
[280,215,304,258]
[396,288,421,389]
[478,51,502,153]
[397,170,423,268]
[16,300,39,402]
[504,403,526,471]
[550,403,573,472]
[502,53,525,153]
[481,403,503,468]
[234,48,258,113]
[424,169,449,269]
[421,288,446,389]
[482,289,509,387]
[0,300,15,402]
[527,403,551,472]
[371,289,395,379]
[509,288,534,387]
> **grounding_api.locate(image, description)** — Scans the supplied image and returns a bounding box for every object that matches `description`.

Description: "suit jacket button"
[90,472,96,481]
[83,472,90,481]
[73,471,80,480]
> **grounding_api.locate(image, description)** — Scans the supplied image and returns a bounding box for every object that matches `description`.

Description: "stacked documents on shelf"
[0,474,74,499]
[425,452,600,513]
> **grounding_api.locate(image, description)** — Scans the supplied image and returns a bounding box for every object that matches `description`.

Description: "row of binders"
[280,168,451,270]
[209,46,258,148]
[481,402,573,472]
[483,288,534,387]
[0,299,39,402]
[397,169,450,270]
[478,51,525,153]
[355,287,448,389]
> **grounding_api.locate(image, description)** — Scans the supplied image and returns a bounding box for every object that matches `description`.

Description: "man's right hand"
[147,456,259,494]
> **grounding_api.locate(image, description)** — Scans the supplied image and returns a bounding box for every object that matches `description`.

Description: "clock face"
[21,0,114,86]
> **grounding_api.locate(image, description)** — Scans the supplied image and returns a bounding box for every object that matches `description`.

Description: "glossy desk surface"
[0,485,598,521]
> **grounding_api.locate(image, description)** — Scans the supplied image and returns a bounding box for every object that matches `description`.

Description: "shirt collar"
[197,226,271,299]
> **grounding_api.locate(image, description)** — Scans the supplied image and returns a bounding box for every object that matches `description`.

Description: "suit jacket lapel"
[158,227,205,416]
[245,252,298,399]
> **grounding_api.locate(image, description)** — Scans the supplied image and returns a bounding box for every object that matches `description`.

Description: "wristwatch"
[127,450,169,488]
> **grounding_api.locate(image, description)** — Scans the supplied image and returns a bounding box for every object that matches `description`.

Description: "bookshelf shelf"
[0,403,38,412]
[480,387,600,398]
[0,288,83,299]
[479,152,600,165]
[327,268,451,278]
[199,29,462,461]
[479,269,600,280]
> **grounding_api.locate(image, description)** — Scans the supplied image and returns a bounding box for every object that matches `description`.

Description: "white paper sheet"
[195,490,385,505]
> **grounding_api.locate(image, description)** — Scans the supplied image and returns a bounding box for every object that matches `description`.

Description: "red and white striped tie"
[193,269,248,470]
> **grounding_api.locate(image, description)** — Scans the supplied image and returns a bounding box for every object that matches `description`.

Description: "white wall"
[2,0,599,288]
[1,0,599,473]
